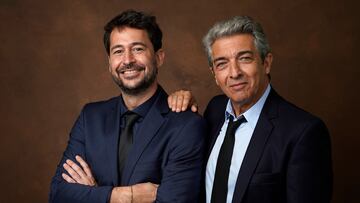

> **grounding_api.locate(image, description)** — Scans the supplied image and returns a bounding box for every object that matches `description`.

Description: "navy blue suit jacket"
[49,86,206,203]
[203,88,332,203]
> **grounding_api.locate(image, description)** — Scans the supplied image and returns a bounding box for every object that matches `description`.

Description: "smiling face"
[210,34,273,115]
[108,26,164,95]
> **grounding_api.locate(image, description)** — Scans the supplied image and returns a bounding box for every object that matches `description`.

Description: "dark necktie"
[211,115,246,203]
[118,111,140,183]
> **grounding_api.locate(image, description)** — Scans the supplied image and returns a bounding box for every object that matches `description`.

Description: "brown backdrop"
[1,0,359,202]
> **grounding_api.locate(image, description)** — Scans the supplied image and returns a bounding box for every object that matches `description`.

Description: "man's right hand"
[167,90,198,112]
[110,182,158,203]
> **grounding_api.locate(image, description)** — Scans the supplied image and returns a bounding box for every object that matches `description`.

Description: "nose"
[229,60,242,79]
[123,50,135,65]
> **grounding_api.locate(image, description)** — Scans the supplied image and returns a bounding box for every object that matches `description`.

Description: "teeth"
[122,70,139,74]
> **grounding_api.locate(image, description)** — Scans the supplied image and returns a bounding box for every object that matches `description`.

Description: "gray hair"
[202,16,271,66]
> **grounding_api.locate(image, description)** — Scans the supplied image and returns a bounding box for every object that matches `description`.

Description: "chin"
[230,94,250,104]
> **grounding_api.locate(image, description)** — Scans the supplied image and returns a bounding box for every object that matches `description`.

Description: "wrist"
[109,186,132,203]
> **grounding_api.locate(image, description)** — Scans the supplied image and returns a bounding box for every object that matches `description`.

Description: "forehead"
[211,34,256,57]
[109,26,152,47]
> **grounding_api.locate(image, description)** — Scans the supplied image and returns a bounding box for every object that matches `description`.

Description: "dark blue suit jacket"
[49,86,206,203]
[203,88,332,203]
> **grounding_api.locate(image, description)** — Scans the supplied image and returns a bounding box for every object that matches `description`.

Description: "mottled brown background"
[1,0,359,202]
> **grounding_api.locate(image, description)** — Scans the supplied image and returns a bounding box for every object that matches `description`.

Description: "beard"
[111,61,158,95]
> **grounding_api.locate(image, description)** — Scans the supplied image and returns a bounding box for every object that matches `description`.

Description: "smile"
[121,69,143,74]
[119,69,144,79]
[229,82,247,90]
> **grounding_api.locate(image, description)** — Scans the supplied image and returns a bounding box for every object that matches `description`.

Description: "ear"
[263,53,273,74]
[155,49,165,67]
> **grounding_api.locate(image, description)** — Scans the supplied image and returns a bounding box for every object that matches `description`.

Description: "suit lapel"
[121,87,169,185]
[232,89,279,203]
[104,97,122,186]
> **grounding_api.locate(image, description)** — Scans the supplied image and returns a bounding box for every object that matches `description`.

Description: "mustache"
[116,63,145,74]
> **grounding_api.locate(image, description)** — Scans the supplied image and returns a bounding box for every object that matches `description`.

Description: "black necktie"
[211,115,246,203]
[118,111,140,183]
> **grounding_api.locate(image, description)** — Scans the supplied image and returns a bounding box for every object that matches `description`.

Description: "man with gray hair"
[169,16,332,203]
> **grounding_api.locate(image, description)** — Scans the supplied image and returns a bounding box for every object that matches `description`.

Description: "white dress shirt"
[206,85,271,203]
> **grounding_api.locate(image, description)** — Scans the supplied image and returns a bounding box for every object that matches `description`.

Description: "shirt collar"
[225,84,271,129]
[119,85,160,119]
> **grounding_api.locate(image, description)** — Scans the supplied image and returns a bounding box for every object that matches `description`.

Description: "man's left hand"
[62,155,97,186]
[132,182,158,203]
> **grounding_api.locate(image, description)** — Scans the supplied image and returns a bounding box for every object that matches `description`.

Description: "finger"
[181,92,191,111]
[63,162,81,182]
[190,98,198,112]
[75,155,92,177]
[171,95,178,112]
[62,173,76,183]
[66,159,86,177]
[66,159,87,182]
[191,104,198,112]
[66,159,91,185]
[76,156,97,186]
[176,93,184,112]
[167,95,173,110]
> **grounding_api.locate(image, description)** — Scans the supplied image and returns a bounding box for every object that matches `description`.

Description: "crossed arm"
[49,106,160,203]
[62,155,157,203]
[56,90,195,203]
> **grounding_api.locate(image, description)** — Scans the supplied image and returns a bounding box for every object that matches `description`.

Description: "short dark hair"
[103,9,163,55]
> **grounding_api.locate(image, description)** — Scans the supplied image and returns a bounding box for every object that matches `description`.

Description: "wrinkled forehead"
[211,34,257,55]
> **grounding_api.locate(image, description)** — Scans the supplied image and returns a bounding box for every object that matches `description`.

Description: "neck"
[121,82,158,110]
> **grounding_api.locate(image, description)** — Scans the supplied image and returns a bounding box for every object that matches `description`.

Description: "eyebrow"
[236,50,254,58]
[213,57,227,64]
[110,42,147,52]
[213,50,254,64]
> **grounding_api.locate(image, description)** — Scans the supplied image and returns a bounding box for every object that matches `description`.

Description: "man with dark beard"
[49,10,206,203]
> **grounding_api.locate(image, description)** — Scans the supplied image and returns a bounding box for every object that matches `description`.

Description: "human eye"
[238,55,254,63]
[214,61,227,70]
[112,49,124,55]
[132,46,145,53]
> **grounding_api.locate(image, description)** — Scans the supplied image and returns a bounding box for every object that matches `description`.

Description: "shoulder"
[268,90,328,137]
[166,109,206,128]
[156,86,206,126]
[275,92,323,124]
[81,96,120,115]
[163,110,206,150]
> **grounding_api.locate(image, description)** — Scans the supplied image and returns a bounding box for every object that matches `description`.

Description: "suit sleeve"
[286,119,333,203]
[49,107,113,203]
[155,115,206,203]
